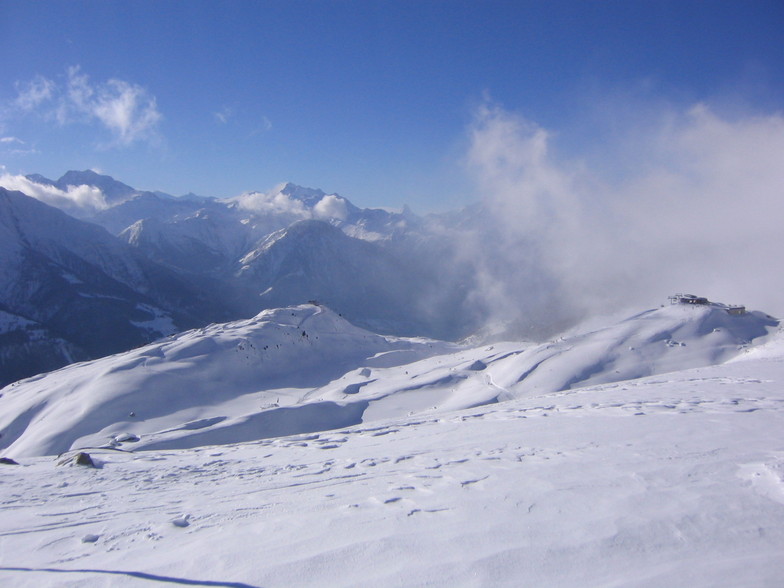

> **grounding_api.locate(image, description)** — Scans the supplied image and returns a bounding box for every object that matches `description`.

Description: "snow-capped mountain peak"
[279,182,329,205]
[56,170,137,203]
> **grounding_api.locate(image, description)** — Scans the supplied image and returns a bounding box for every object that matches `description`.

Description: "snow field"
[0,302,782,586]
[1,349,784,587]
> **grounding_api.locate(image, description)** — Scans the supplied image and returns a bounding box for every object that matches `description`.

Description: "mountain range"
[1,171,782,586]
[0,171,480,385]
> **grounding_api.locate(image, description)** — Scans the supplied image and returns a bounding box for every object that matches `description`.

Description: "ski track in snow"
[2,351,784,587]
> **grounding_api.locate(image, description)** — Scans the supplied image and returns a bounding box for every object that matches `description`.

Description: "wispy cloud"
[256,115,273,134]
[458,98,784,334]
[9,66,162,147]
[214,107,272,136]
[214,106,233,124]
[65,66,162,145]
[14,75,55,111]
[0,136,38,156]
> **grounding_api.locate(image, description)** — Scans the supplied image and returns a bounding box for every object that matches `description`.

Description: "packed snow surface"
[0,303,782,586]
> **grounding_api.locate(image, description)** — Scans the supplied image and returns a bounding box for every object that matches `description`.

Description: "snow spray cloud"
[459,100,784,336]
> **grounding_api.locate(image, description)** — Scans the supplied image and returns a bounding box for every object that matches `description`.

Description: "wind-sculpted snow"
[1,335,783,587]
[0,302,776,458]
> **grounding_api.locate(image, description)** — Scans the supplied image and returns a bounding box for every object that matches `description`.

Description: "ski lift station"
[669,294,746,315]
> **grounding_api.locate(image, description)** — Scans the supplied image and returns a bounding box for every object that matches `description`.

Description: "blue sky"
[2,0,783,211]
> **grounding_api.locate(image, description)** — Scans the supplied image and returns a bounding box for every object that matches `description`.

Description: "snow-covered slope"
[1,325,783,587]
[492,303,778,394]
[0,305,458,457]
[120,214,245,275]
[0,302,775,459]
[0,187,150,291]
[91,192,215,236]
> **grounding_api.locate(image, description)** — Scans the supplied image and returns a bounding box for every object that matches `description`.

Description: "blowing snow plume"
[459,100,784,338]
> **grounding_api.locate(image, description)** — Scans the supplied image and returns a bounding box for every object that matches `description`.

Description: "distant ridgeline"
[0,168,777,389]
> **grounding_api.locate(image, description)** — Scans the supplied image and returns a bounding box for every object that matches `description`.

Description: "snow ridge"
[0,302,775,458]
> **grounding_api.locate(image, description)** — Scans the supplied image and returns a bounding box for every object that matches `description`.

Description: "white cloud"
[0,136,23,144]
[459,100,784,335]
[232,185,311,218]
[314,195,348,221]
[232,185,349,221]
[0,173,108,215]
[9,66,162,147]
[65,66,162,145]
